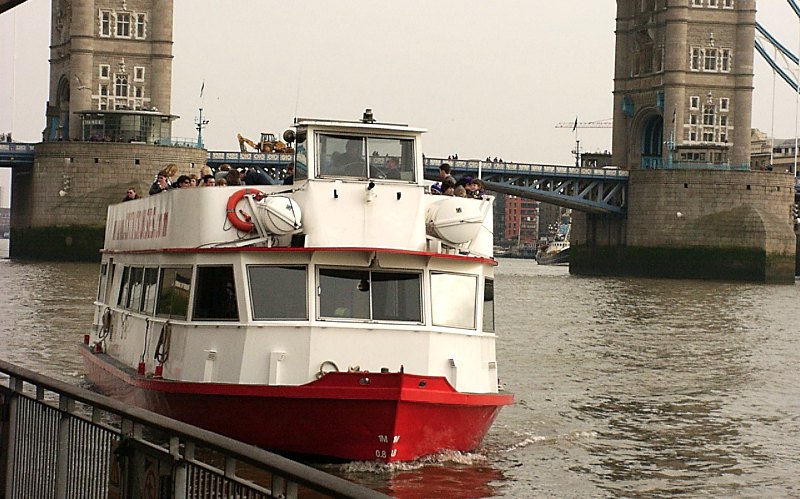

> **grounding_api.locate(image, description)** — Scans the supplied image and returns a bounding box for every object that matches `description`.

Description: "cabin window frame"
[483,277,495,333]
[317,266,423,324]
[430,271,478,330]
[155,266,193,320]
[192,265,240,322]
[247,265,309,321]
[315,133,416,182]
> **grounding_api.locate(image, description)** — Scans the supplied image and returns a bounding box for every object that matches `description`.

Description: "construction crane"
[555,119,613,166]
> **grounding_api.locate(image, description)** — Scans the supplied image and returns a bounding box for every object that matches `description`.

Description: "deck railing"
[0,359,387,499]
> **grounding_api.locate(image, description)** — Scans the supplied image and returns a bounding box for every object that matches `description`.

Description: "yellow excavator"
[237,133,294,154]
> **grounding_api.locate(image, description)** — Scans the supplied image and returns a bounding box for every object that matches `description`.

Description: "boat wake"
[502,430,597,453]
[338,450,490,474]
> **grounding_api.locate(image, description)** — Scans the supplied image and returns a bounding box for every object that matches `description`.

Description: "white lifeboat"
[255,196,302,235]
[426,197,487,244]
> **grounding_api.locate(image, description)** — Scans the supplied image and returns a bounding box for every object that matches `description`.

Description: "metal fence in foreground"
[0,359,387,499]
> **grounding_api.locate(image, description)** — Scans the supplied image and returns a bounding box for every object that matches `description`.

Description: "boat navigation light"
[362,108,375,123]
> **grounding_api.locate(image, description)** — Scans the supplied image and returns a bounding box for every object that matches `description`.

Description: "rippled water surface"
[2,247,799,497]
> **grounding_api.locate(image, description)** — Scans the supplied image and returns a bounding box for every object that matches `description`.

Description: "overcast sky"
[2,1,800,206]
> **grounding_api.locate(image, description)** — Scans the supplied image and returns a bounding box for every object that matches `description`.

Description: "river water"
[2,242,799,497]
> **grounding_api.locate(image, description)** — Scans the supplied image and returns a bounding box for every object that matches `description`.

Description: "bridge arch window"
[134,67,145,82]
[135,13,147,39]
[703,106,715,126]
[690,47,701,71]
[99,10,112,37]
[723,0,734,8]
[99,64,110,79]
[704,48,718,71]
[115,12,131,38]
[114,75,128,99]
[689,96,700,110]
[720,49,731,72]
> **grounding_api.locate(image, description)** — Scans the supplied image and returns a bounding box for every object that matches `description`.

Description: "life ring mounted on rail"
[226,188,266,232]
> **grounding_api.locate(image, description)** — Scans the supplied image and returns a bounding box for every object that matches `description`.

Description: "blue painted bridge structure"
[207,151,631,216]
[3,143,628,215]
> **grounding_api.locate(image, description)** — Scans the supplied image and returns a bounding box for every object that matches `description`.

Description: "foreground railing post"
[55,395,75,499]
[2,377,22,499]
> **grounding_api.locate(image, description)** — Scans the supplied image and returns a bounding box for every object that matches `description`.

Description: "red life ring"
[226,188,265,232]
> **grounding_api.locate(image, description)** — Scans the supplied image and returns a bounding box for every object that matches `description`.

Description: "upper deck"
[104,112,495,259]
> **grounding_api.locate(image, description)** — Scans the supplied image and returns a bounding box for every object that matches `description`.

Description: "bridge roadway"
[7,141,740,217]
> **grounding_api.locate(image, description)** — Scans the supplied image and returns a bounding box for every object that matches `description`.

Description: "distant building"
[751,128,800,174]
[580,151,613,169]
[503,195,538,246]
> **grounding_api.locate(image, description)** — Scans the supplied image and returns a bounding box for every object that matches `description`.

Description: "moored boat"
[536,222,570,266]
[81,110,513,462]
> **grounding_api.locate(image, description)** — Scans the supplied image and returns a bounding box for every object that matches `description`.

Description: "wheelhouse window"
[193,266,239,321]
[318,268,422,322]
[430,272,477,329]
[483,278,495,333]
[318,135,366,177]
[368,137,415,181]
[248,265,308,320]
[156,267,192,320]
[317,134,415,181]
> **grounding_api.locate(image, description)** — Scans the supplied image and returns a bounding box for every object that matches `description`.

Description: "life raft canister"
[226,188,265,232]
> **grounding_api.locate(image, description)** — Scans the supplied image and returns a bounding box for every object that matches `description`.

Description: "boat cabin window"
[142,268,159,315]
[127,267,145,311]
[117,266,131,307]
[318,268,422,323]
[316,134,415,181]
[248,265,308,320]
[430,272,477,330]
[156,267,192,320]
[97,263,108,302]
[483,278,495,333]
[193,266,239,321]
[294,141,308,181]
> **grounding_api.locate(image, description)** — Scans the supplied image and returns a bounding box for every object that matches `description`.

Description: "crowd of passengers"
[430,163,486,199]
[124,161,485,201]
[134,163,296,199]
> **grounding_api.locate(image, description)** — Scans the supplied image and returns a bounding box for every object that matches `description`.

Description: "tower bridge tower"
[570,0,796,282]
[612,0,755,170]
[43,0,175,142]
[10,0,206,261]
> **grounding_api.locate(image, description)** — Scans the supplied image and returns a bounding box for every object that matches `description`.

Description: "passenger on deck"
[215,164,231,182]
[454,185,467,197]
[467,178,485,199]
[244,167,271,185]
[175,175,192,188]
[217,178,228,186]
[283,163,295,185]
[201,175,216,186]
[149,170,171,195]
[439,164,456,185]
[122,187,139,202]
[225,169,241,186]
[441,179,456,196]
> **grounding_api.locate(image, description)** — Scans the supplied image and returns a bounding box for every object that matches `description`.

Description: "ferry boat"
[81,110,514,463]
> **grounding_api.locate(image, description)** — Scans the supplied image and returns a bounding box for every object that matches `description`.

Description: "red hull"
[81,346,513,462]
